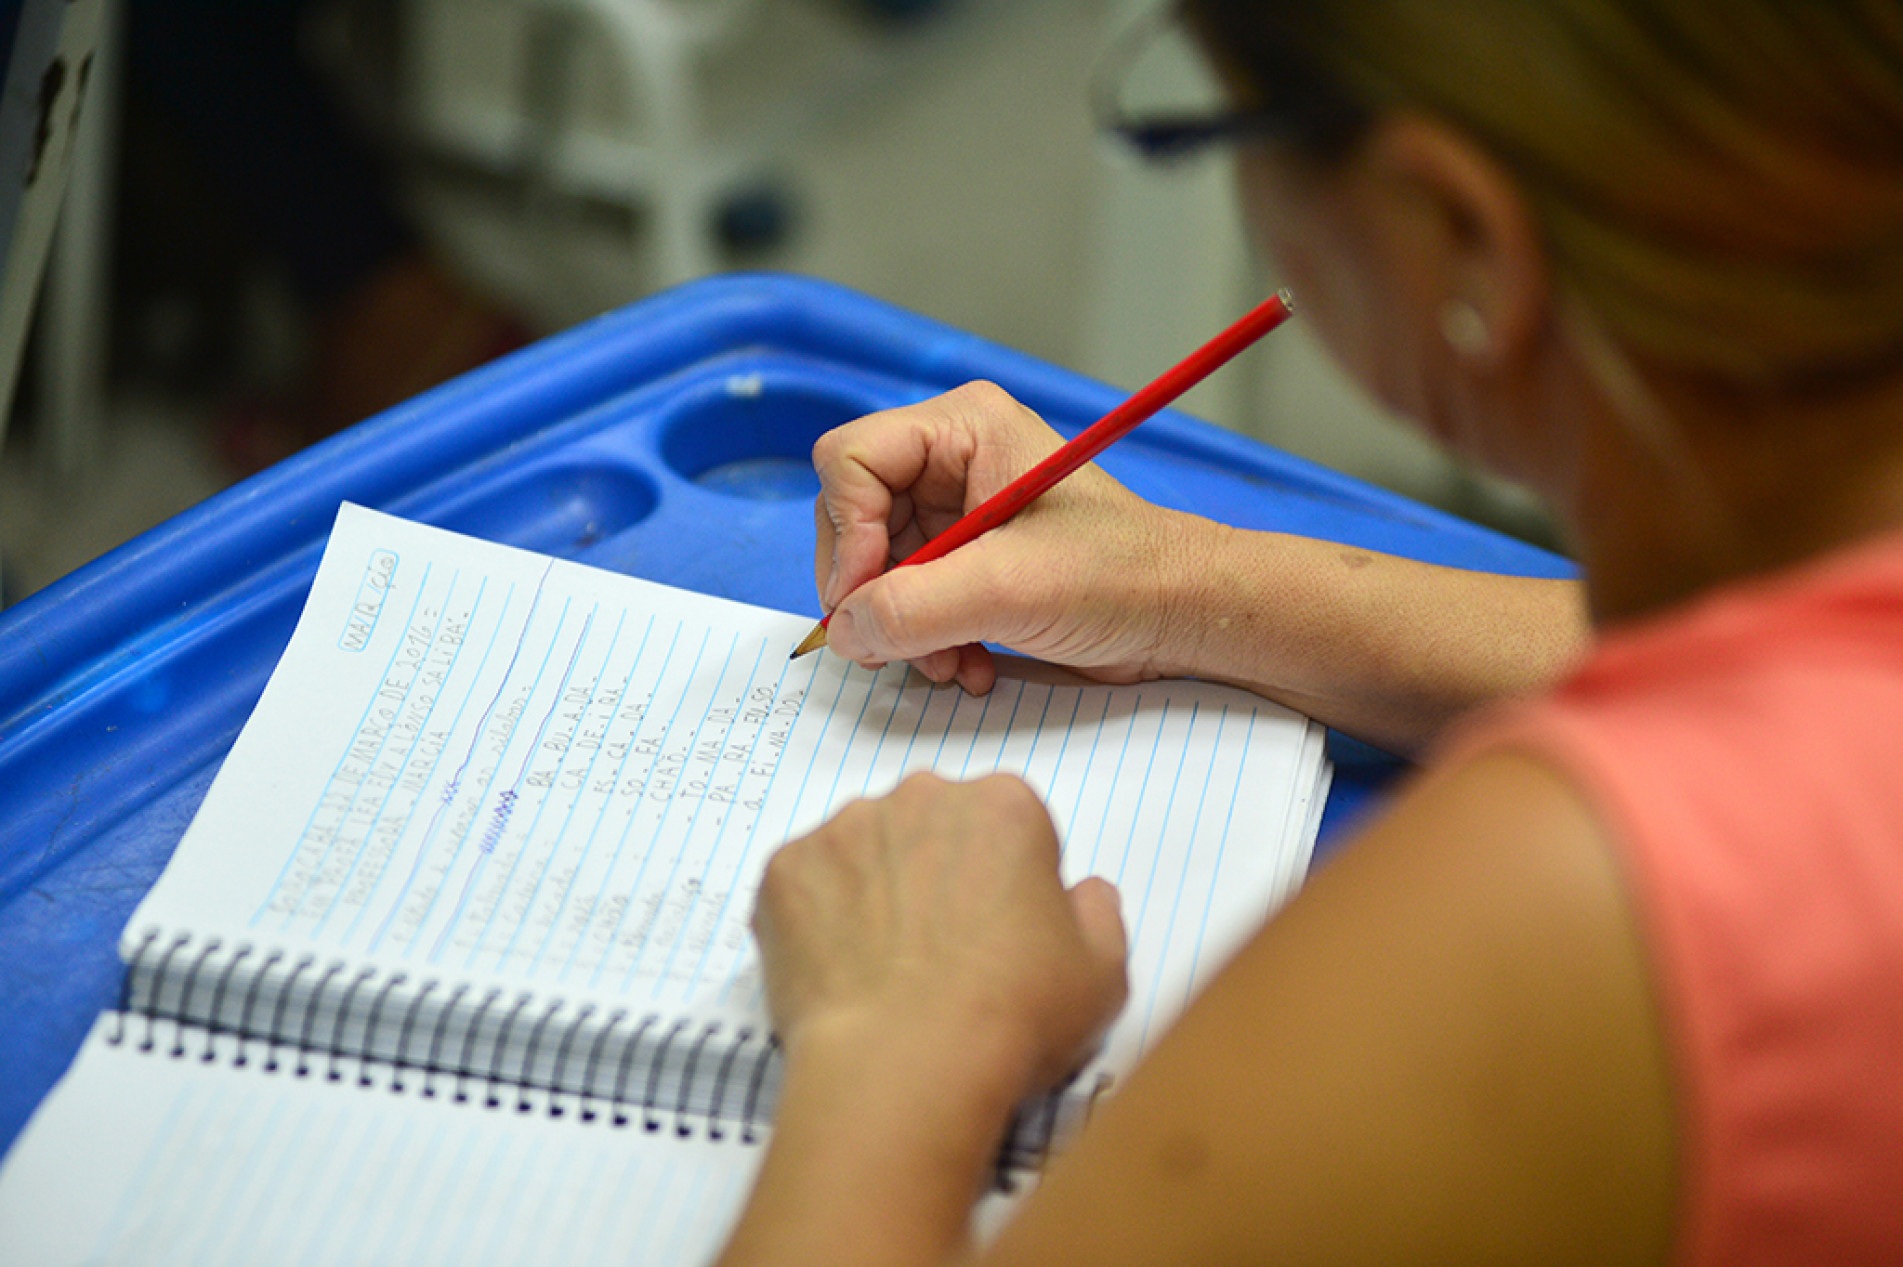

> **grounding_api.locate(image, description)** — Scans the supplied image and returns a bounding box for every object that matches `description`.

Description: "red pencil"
[791,288,1297,658]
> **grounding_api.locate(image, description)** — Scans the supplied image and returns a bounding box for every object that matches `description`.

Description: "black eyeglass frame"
[1093,3,1372,164]
[1091,3,1285,162]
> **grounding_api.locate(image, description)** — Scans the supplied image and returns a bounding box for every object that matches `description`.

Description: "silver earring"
[1439,300,1492,358]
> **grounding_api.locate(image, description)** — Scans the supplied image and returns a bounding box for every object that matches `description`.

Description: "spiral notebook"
[0,502,1330,1265]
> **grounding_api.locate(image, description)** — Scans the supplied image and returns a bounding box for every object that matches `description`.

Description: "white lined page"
[130,504,1325,1067]
[0,1021,757,1267]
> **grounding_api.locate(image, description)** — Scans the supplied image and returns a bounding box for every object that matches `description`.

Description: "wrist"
[783,997,1042,1127]
[1144,521,1351,711]
[721,1008,1024,1267]
[1145,511,1242,681]
[728,1001,1036,1265]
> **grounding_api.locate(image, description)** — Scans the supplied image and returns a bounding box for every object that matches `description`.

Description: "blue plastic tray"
[0,273,1573,1153]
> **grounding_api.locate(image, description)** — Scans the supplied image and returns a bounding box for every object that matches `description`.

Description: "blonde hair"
[1190,0,1903,393]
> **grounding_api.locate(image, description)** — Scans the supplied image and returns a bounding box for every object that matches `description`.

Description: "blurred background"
[0,0,1554,604]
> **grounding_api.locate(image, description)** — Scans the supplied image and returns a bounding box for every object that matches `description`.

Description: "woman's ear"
[1356,113,1551,373]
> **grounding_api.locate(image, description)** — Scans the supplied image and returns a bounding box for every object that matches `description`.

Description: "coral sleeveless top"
[1450,531,1903,1265]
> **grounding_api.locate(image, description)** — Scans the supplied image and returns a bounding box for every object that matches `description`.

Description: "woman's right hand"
[813,381,1207,694]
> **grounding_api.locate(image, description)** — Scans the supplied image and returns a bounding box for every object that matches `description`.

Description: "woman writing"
[720,2,1903,1262]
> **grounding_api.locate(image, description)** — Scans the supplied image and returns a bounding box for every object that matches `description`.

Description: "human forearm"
[715,1010,1029,1267]
[715,1004,1020,1263]
[1158,517,1590,756]
[806,385,1586,753]
[721,777,1126,1267]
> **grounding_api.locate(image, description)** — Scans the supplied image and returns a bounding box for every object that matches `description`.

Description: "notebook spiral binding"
[105,930,784,1146]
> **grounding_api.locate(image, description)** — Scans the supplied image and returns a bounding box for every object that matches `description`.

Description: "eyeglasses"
[1092,4,1285,163]
[1093,4,1371,164]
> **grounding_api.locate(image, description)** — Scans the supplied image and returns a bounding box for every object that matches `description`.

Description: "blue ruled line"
[291,1082,397,1266]
[183,1095,297,1265]
[85,1072,205,1260]
[981,680,1026,775]
[1123,701,1197,957]
[653,1153,723,1267]
[525,612,658,974]
[269,1096,361,1260]
[1011,684,1057,784]
[451,603,608,968]
[853,667,911,797]
[889,670,942,780]
[306,1112,419,1265]
[252,562,434,927]
[368,560,554,955]
[775,658,854,834]
[807,662,881,822]
[1180,714,1255,1010]
[617,632,755,994]
[276,566,441,931]
[387,1111,484,1259]
[203,1092,330,1267]
[543,1133,632,1265]
[600,1141,686,1262]
[1036,689,1085,811]
[427,1127,540,1267]
[1063,693,1112,849]
[426,598,583,964]
[1135,703,1229,1054]
[1110,701,1170,886]
[686,652,823,1001]
[480,608,630,975]
[651,639,786,998]
[354,1119,451,1264]
[953,687,1001,780]
[235,1080,352,1255]
[548,616,688,981]
[309,570,468,939]
[1083,696,1141,875]
[400,587,571,959]
[923,679,968,772]
[715,656,849,1003]
[358,577,512,953]
[395,564,557,950]
[582,626,715,991]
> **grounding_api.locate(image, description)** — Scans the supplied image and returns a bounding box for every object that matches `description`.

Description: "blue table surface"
[0,273,1574,1154]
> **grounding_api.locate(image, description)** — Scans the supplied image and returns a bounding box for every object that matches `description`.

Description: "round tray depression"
[428,463,660,557]
[658,377,885,501]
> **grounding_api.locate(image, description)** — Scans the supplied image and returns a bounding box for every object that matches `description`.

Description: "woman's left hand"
[751,772,1129,1096]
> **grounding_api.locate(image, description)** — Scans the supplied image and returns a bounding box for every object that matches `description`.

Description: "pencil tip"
[791,623,829,659]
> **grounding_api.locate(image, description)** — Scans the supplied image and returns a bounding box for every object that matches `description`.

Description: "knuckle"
[1013,778,1048,816]
[973,774,1057,851]
[822,797,867,836]
[813,424,886,486]
[895,770,950,801]
[810,424,848,468]
[974,771,1038,810]
[829,797,886,852]
[888,773,953,830]
[759,841,800,893]
[947,379,1020,423]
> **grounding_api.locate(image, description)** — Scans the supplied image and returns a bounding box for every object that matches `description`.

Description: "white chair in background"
[397,0,771,289]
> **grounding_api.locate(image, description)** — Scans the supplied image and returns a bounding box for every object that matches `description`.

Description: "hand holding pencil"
[805,291,1296,693]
